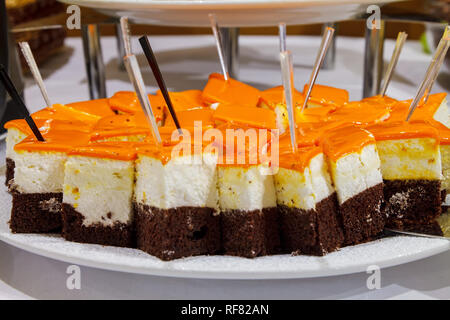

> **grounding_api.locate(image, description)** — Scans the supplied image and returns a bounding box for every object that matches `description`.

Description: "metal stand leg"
[363,20,385,98]
[322,22,337,70]
[219,27,239,79]
[81,24,107,99]
[115,22,126,71]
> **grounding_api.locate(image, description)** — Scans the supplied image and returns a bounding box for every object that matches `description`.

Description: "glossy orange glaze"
[258,85,304,109]
[427,119,450,145]
[66,98,115,118]
[68,141,139,161]
[202,73,260,108]
[156,89,205,113]
[164,108,214,129]
[361,95,398,109]
[303,84,349,107]
[326,101,391,125]
[14,128,91,153]
[296,121,349,147]
[32,104,101,125]
[278,144,323,172]
[320,126,376,161]
[365,121,440,144]
[213,103,277,129]
[108,91,164,122]
[4,118,50,134]
[296,105,336,123]
[136,142,212,165]
[388,93,447,123]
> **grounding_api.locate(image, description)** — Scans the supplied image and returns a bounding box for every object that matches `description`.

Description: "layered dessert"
[62,142,137,247]
[275,143,343,255]
[321,126,385,244]
[134,143,221,260]
[366,121,443,228]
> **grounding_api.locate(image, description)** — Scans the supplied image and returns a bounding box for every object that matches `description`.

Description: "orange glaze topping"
[201,73,260,108]
[303,84,349,107]
[320,125,376,161]
[258,85,304,109]
[326,101,391,125]
[213,104,277,129]
[108,91,164,122]
[278,145,323,172]
[14,128,91,153]
[4,118,50,134]
[32,104,100,125]
[163,108,214,129]
[66,98,115,118]
[427,119,450,145]
[296,121,349,147]
[388,93,447,123]
[361,95,398,109]
[296,105,336,123]
[68,141,139,161]
[365,121,440,144]
[156,89,205,113]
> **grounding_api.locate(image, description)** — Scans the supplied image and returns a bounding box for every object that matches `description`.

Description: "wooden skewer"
[119,17,132,57]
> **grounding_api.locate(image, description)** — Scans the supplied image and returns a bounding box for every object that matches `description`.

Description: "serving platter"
[0,168,448,279]
[59,0,403,27]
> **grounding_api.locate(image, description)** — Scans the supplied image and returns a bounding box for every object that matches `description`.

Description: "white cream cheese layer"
[5,127,28,160]
[63,156,135,227]
[217,164,277,211]
[327,144,383,204]
[275,153,334,210]
[14,150,67,193]
[376,138,442,180]
[135,153,219,211]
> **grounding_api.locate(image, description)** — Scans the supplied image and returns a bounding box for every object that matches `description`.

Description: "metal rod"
[363,20,385,98]
[300,27,335,113]
[220,27,240,79]
[280,51,297,153]
[81,24,107,99]
[379,31,408,97]
[208,14,228,81]
[115,22,126,70]
[321,22,337,70]
[18,41,52,107]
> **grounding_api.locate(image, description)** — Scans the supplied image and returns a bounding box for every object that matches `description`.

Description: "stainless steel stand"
[81,24,107,99]
[219,27,240,79]
[363,20,385,98]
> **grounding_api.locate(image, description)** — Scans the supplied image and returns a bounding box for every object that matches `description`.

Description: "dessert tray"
[0,168,448,279]
[59,0,403,27]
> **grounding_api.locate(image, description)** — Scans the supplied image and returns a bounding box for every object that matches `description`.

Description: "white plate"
[0,170,448,279]
[59,0,403,27]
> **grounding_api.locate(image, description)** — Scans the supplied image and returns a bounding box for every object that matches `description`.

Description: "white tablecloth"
[0,35,449,299]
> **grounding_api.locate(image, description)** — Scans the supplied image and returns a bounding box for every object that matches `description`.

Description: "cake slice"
[365,121,443,227]
[134,143,221,260]
[274,143,343,255]
[217,129,280,257]
[321,126,385,244]
[9,125,90,233]
[62,142,137,247]
[213,103,277,130]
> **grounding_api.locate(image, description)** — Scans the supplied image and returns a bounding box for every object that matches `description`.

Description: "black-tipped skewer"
[0,64,44,141]
[138,36,182,134]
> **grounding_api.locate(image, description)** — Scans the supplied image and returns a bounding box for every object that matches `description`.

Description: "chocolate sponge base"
[135,203,221,261]
[10,192,62,233]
